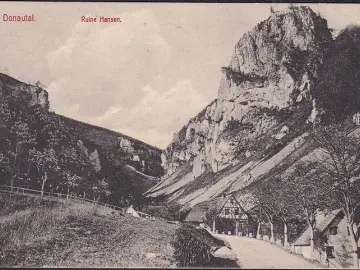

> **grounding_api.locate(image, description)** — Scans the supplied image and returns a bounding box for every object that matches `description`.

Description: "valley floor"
[217,235,324,269]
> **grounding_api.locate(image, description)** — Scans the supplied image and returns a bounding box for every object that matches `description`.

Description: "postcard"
[0,2,360,269]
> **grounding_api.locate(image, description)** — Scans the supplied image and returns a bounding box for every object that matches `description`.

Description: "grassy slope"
[0,193,179,268]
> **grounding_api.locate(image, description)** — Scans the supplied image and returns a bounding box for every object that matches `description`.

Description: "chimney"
[222,193,226,199]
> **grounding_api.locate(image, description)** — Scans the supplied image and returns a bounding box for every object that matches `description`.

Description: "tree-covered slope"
[0,73,163,207]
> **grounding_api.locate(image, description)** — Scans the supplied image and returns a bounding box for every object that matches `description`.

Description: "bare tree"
[267,178,303,247]
[252,176,304,247]
[250,206,267,239]
[312,125,360,268]
[251,183,277,242]
[9,120,37,190]
[29,148,60,196]
[283,161,330,253]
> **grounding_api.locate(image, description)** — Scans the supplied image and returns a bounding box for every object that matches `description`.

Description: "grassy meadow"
[0,192,179,268]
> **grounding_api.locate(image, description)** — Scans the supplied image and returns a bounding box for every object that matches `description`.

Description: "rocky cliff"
[160,6,332,179]
[146,6,341,208]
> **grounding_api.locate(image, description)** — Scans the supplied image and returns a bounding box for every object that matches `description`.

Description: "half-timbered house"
[185,193,253,236]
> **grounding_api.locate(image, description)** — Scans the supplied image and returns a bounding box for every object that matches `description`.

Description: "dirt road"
[217,235,323,269]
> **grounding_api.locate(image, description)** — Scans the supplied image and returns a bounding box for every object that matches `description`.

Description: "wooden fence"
[136,210,152,218]
[0,184,125,213]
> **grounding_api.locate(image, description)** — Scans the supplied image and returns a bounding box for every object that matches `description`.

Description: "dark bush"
[221,67,267,86]
[172,224,238,267]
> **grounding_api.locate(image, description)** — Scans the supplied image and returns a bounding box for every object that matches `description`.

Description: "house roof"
[317,209,343,232]
[184,194,244,223]
[184,206,207,223]
[292,209,343,246]
[292,226,312,246]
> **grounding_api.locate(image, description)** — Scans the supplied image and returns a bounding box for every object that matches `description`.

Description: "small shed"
[126,205,140,218]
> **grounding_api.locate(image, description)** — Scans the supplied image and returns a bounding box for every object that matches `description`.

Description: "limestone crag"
[77,140,102,172]
[162,6,332,179]
[25,84,49,108]
[0,73,49,109]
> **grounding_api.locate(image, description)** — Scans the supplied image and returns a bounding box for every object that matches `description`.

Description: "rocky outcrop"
[116,135,163,176]
[118,137,135,154]
[77,140,102,172]
[25,84,49,108]
[0,73,49,109]
[161,6,332,179]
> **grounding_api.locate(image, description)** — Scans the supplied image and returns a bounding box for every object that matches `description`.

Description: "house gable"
[184,193,249,223]
[218,194,249,220]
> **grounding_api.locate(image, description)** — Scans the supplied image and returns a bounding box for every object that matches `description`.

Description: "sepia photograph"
[0,1,360,268]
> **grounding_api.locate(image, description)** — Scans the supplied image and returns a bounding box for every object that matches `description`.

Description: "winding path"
[216,235,323,269]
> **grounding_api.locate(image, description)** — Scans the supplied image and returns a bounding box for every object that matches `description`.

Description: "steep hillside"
[0,72,163,207]
[146,7,360,210]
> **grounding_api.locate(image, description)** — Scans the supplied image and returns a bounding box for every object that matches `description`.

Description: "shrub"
[172,224,236,267]
[223,118,255,136]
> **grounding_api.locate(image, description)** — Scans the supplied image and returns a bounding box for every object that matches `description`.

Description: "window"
[230,198,234,204]
[329,226,338,235]
[326,246,335,259]
[234,208,240,216]
[224,208,229,215]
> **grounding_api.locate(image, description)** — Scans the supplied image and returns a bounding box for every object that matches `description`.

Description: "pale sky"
[0,2,360,148]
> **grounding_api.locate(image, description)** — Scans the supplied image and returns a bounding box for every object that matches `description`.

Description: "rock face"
[77,140,102,172]
[0,73,49,109]
[117,136,159,174]
[162,6,332,178]
[119,137,135,154]
[147,8,360,213]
